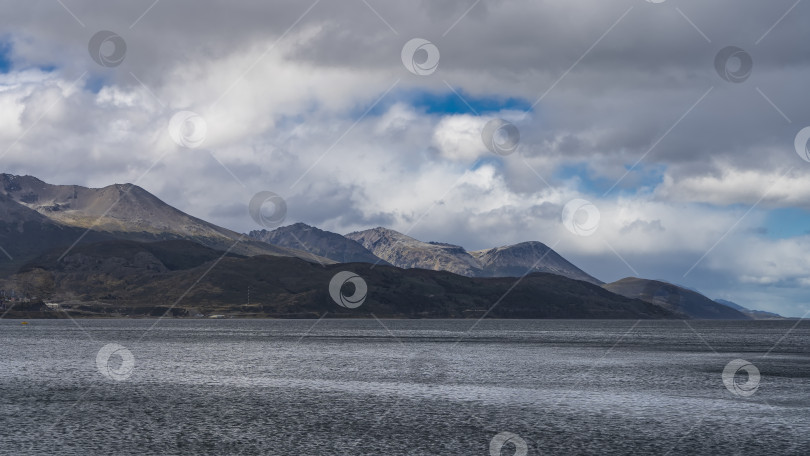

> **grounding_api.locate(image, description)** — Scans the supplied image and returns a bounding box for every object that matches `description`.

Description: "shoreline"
[0,315,796,321]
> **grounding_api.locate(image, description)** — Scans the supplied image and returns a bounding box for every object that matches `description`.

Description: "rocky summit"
[344,227,601,284]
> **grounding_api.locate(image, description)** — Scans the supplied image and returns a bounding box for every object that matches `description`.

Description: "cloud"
[656,168,810,208]
[432,114,488,161]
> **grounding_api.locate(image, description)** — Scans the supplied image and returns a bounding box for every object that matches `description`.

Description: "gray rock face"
[346,227,484,277]
[345,227,601,283]
[249,223,388,265]
[603,277,750,320]
[471,242,602,284]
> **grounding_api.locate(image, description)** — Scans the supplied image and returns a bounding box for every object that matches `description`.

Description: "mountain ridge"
[344,226,602,284]
[0,173,332,264]
[603,277,750,320]
[249,223,389,265]
[346,227,484,277]
[714,298,783,320]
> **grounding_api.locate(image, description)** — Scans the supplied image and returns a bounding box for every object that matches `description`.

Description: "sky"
[0,0,809,316]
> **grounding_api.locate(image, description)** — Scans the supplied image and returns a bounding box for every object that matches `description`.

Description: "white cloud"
[432,114,488,161]
[656,167,810,208]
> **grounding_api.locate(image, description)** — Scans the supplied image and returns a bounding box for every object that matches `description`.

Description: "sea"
[0,319,808,455]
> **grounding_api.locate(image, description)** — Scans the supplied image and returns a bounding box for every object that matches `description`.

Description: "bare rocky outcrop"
[346,227,483,277]
[346,227,601,284]
[471,241,602,284]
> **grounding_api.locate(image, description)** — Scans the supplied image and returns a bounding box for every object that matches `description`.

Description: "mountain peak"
[346,227,482,276]
[0,174,333,263]
[348,226,415,241]
[249,223,388,265]
[470,241,601,284]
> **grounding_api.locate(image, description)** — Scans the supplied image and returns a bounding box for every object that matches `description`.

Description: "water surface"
[1,319,808,455]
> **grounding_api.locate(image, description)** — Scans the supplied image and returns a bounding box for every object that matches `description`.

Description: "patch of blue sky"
[0,40,13,73]
[555,162,665,196]
[84,75,108,93]
[352,86,533,119]
[0,38,58,74]
[760,207,810,239]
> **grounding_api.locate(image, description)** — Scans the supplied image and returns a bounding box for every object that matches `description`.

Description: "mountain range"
[0,173,778,320]
[6,239,672,319]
